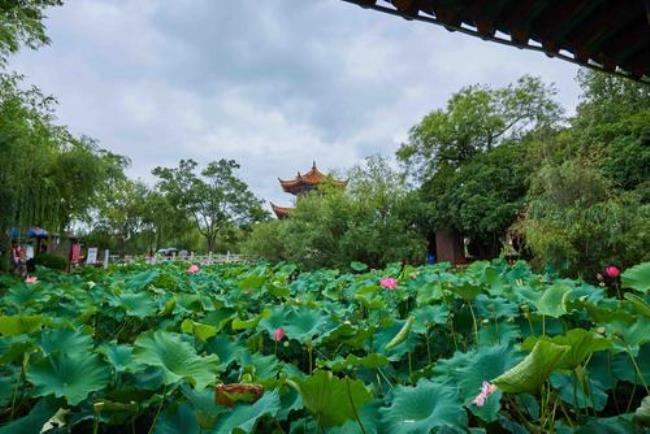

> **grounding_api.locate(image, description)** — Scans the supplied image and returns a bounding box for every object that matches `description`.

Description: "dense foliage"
[398,71,650,276]
[0,72,127,271]
[244,156,427,269]
[0,260,649,433]
[152,160,269,253]
[521,71,650,277]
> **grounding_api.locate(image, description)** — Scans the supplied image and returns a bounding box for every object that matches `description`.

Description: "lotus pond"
[1,260,649,433]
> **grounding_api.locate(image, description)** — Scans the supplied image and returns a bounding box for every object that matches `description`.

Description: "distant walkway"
[104,253,256,268]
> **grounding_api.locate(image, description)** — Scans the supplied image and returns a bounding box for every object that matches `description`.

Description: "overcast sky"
[11,0,582,208]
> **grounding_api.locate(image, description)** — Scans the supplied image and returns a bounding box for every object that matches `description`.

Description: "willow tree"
[0,74,127,271]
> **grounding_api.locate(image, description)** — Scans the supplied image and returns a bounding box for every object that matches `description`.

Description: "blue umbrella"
[27,227,49,239]
[7,228,20,239]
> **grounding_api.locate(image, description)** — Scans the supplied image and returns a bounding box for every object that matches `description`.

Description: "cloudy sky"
[12,0,582,208]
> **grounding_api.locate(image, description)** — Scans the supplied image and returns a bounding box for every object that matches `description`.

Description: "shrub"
[33,253,67,271]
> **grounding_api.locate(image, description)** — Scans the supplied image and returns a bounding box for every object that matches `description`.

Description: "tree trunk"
[0,226,10,273]
[206,234,216,253]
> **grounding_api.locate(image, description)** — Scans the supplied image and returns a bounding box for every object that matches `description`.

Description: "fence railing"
[95,251,256,268]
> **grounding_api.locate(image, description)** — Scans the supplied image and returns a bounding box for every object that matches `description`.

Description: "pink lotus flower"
[605,265,620,279]
[380,277,398,290]
[25,276,38,285]
[187,264,200,274]
[273,328,285,342]
[472,381,497,407]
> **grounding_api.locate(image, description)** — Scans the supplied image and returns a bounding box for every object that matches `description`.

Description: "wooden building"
[271,162,348,219]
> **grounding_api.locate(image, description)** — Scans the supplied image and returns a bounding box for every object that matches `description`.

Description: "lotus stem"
[346,377,367,434]
[625,345,650,394]
[467,302,479,345]
[147,385,167,434]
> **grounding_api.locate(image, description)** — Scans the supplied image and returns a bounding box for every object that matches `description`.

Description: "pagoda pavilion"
[271,162,347,219]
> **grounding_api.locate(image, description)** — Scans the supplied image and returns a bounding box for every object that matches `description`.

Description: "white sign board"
[86,247,98,265]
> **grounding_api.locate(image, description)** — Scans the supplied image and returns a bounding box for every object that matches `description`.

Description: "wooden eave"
[340,0,650,84]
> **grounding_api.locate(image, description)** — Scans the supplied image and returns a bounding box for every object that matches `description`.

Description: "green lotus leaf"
[0,315,46,336]
[259,307,334,344]
[37,328,94,356]
[238,353,280,383]
[478,321,522,346]
[573,415,637,433]
[181,319,218,342]
[124,269,160,292]
[297,370,373,428]
[449,279,483,301]
[327,400,381,434]
[521,328,611,370]
[180,384,226,429]
[0,398,59,434]
[416,282,445,305]
[204,335,251,368]
[154,403,200,434]
[4,284,50,308]
[493,341,570,394]
[378,379,467,433]
[26,351,111,405]
[457,345,522,422]
[474,295,519,319]
[534,283,572,318]
[621,262,650,293]
[133,331,221,389]
[110,291,158,318]
[411,305,450,334]
[323,353,390,372]
[238,274,267,291]
[635,396,650,425]
[612,344,650,386]
[0,335,34,364]
[623,293,650,318]
[267,284,290,298]
[0,375,14,407]
[550,372,608,411]
[608,317,650,347]
[97,342,136,372]
[232,308,271,331]
[212,389,281,434]
[350,261,368,272]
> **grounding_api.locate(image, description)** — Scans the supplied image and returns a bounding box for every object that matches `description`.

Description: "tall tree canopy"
[397,75,561,181]
[153,159,268,252]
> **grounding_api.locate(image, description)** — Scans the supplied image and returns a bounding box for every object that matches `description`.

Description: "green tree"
[0,73,127,271]
[420,141,532,258]
[0,0,62,66]
[520,160,650,277]
[518,71,650,276]
[153,159,268,252]
[244,156,427,269]
[397,75,561,181]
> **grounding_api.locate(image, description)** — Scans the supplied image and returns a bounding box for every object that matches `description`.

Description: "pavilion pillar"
[435,230,466,266]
